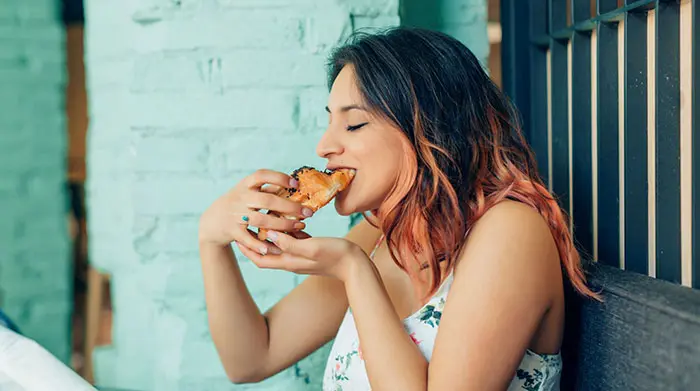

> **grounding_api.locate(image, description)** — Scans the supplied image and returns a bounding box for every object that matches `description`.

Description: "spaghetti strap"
[369,234,384,260]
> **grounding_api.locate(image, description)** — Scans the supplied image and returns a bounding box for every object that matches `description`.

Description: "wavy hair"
[327,27,598,300]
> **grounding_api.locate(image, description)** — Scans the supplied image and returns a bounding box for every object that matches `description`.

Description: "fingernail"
[294,222,305,229]
[302,208,314,217]
[267,231,278,241]
[269,247,282,255]
[289,178,299,188]
[259,247,268,255]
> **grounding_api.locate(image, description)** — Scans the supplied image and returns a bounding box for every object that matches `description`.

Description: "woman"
[198,27,598,390]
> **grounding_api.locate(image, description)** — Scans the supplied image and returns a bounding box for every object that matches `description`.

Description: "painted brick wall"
[84,1,398,390]
[401,0,489,65]
[0,0,71,363]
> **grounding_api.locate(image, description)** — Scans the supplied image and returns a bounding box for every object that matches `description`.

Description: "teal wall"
[84,0,486,390]
[0,0,71,363]
[401,0,489,65]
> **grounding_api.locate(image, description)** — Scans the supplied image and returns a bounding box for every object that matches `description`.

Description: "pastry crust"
[257,166,355,241]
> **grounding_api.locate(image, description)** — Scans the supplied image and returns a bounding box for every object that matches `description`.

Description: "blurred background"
[2,0,699,390]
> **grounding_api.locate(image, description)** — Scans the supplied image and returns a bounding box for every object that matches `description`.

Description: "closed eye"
[346,122,368,131]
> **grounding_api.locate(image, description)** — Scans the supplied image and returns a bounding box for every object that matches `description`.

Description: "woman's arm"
[343,256,430,390]
[201,218,382,383]
[428,201,560,389]
[348,201,559,390]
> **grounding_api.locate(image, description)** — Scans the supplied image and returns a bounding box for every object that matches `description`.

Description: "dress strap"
[369,234,384,260]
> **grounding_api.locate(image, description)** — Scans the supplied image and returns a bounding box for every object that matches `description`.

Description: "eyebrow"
[325,104,369,113]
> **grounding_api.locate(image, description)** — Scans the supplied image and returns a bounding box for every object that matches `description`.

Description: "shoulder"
[462,199,557,258]
[454,199,561,303]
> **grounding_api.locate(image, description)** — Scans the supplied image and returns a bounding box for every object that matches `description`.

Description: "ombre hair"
[327,27,598,300]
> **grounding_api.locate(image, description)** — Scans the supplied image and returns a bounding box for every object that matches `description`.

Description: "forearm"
[199,242,269,381]
[344,254,428,391]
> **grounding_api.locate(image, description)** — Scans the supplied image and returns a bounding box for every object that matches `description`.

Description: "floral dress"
[321,239,562,391]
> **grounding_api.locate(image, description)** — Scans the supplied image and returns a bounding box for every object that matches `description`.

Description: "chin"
[333,191,356,216]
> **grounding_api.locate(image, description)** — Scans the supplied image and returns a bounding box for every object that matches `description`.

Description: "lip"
[325,165,356,173]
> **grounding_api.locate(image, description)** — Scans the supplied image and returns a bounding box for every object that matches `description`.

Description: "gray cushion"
[561,263,700,390]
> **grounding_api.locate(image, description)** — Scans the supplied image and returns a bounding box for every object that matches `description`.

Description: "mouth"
[325,166,356,174]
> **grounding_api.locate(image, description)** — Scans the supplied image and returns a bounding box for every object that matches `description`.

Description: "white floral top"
[322,238,562,391]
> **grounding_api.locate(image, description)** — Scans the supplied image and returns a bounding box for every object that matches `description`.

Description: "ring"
[240,215,250,226]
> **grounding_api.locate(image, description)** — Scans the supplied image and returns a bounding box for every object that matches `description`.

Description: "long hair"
[327,27,598,300]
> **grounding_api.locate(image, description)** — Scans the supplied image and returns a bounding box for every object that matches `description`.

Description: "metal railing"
[501,0,699,289]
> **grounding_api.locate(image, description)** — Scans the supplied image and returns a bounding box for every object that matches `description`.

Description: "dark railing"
[501,0,698,289]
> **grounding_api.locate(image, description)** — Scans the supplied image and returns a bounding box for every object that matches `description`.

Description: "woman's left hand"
[235,230,367,281]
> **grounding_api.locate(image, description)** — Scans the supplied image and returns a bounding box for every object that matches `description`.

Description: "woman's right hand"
[198,169,314,254]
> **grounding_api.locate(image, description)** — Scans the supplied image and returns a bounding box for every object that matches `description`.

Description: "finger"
[260,184,283,194]
[265,230,313,258]
[237,242,314,272]
[236,242,277,267]
[247,191,314,219]
[233,227,281,256]
[245,211,306,232]
[245,169,298,191]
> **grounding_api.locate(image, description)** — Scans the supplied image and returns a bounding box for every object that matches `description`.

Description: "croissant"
[258,166,356,241]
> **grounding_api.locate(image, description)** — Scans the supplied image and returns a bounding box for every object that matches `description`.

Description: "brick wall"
[84,1,398,390]
[0,0,71,363]
[401,0,489,65]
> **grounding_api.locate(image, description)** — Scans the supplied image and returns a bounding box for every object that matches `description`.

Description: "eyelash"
[346,122,368,132]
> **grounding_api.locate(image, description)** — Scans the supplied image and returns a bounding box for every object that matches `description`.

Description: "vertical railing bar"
[598,0,620,15]
[597,20,621,268]
[693,0,700,289]
[550,0,568,34]
[551,34,571,217]
[571,0,590,24]
[680,0,693,287]
[571,29,594,258]
[501,0,532,142]
[654,1,682,283]
[528,0,550,186]
[623,10,649,276]
[618,20,626,270]
[647,9,657,278]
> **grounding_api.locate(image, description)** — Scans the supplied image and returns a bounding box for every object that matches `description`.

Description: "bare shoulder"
[456,199,561,298]
[470,199,553,239]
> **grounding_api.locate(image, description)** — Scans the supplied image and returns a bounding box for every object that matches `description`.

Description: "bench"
[561,263,700,390]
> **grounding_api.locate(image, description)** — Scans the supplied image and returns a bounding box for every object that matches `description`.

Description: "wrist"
[198,238,232,254]
[343,246,378,284]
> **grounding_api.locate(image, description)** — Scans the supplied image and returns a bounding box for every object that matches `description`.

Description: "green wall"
[0,0,71,364]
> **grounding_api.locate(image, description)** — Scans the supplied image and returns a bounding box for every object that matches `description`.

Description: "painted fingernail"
[302,208,313,217]
[267,231,278,241]
[259,247,268,255]
[294,222,305,229]
[269,247,282,255]
[289,178,299,188]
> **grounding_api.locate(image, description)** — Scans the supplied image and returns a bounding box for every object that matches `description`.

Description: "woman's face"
[317,65,410,216]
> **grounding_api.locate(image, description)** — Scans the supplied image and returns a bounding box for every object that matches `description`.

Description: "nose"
[315,128,344,159]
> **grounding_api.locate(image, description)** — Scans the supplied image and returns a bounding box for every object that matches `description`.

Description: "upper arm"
[258,217,382,379]
[428,201,561,390]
